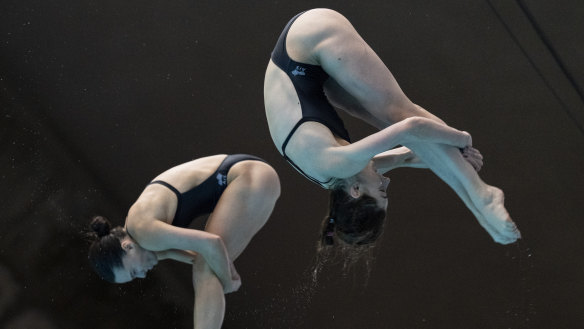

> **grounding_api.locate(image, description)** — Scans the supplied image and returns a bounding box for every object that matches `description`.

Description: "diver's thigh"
[290,9,422,125]
[204,163,280,259]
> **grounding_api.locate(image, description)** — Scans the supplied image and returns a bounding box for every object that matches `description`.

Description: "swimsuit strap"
[149,180,181,196]
[281,118,333,188]
[148,180,182,222]
[281,118,310,156]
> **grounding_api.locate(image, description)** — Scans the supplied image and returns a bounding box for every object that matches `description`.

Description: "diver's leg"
[204,161,280,260]
[191,161,279,329]
[287,8,439,125]
[192,257,225,329]
[408,141,520,244]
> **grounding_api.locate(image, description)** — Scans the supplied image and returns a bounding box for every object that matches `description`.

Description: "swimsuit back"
[150,154,265,228]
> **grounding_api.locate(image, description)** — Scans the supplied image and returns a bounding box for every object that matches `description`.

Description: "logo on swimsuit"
[291,66,306,76]
[216,173,227,186]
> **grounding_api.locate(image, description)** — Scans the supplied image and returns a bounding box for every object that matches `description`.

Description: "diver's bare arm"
[323,117,470,178]
[373,147,427,173]
[374,145,484,173]
[156,249,198,264]
[140,222,235,291]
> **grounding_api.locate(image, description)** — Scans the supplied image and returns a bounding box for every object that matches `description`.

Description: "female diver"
[264,8,520,247]
[88,154,280,329]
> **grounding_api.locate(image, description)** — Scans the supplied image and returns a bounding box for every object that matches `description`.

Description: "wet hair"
[313,178,386,280]
[319,179,386,248]
[87,216,127,283]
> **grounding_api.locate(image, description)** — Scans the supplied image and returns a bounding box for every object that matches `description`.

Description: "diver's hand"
[461,146,483,171]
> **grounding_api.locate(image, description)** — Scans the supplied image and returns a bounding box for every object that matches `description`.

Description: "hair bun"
[90,216,111,238]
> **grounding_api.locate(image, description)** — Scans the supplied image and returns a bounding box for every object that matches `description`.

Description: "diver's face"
[354,162,390,209]
[113,239,158,283]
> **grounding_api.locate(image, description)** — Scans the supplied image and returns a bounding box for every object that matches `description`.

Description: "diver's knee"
[260,166,281,201]
[249,164,281,202]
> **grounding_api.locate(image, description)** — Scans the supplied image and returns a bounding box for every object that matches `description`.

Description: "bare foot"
[478,187,521,244]
[464,197,515,244]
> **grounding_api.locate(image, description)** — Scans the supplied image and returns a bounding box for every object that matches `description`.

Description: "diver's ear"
[120,239,133,251]
[348,182,361,199]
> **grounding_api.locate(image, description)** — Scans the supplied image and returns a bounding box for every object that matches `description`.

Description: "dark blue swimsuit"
[270,12,351,188]
[150,154,265,228]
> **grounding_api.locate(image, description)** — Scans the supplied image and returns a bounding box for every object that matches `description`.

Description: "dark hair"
[312,182,386,283]
[319,185,386,248]
[87,216,127,283]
